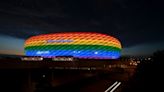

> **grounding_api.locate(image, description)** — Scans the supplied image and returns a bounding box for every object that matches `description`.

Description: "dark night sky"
[0,0,164,56]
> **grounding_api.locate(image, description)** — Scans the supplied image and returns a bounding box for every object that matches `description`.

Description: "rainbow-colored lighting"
[24,32,122,59]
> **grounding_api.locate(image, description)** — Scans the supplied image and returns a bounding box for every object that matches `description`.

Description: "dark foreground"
[0,55,163,92]
[0,69,133,92]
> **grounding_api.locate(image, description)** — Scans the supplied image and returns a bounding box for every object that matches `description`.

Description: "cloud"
[122,41,164,56]
[0,34,25,55]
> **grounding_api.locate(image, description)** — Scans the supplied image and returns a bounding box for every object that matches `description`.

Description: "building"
[24,32,122,59]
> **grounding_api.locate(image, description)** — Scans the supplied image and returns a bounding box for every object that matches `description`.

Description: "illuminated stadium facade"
[24,32,122,59]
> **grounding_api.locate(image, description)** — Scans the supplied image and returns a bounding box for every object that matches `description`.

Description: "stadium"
[24,32,122,59]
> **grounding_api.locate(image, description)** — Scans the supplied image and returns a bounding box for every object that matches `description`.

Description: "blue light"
[26,50,121,59]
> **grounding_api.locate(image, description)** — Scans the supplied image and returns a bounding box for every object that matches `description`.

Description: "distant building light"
[137,61,140,63]
[21,57,43,61]
[42,75,46,78]
[54,67,64,69]
[52,57,74,61]
[148,58,151,60]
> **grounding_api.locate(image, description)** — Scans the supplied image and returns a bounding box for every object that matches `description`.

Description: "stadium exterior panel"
[24,32,122,59]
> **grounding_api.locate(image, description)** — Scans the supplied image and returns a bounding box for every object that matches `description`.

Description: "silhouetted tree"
[152,50,164,62]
